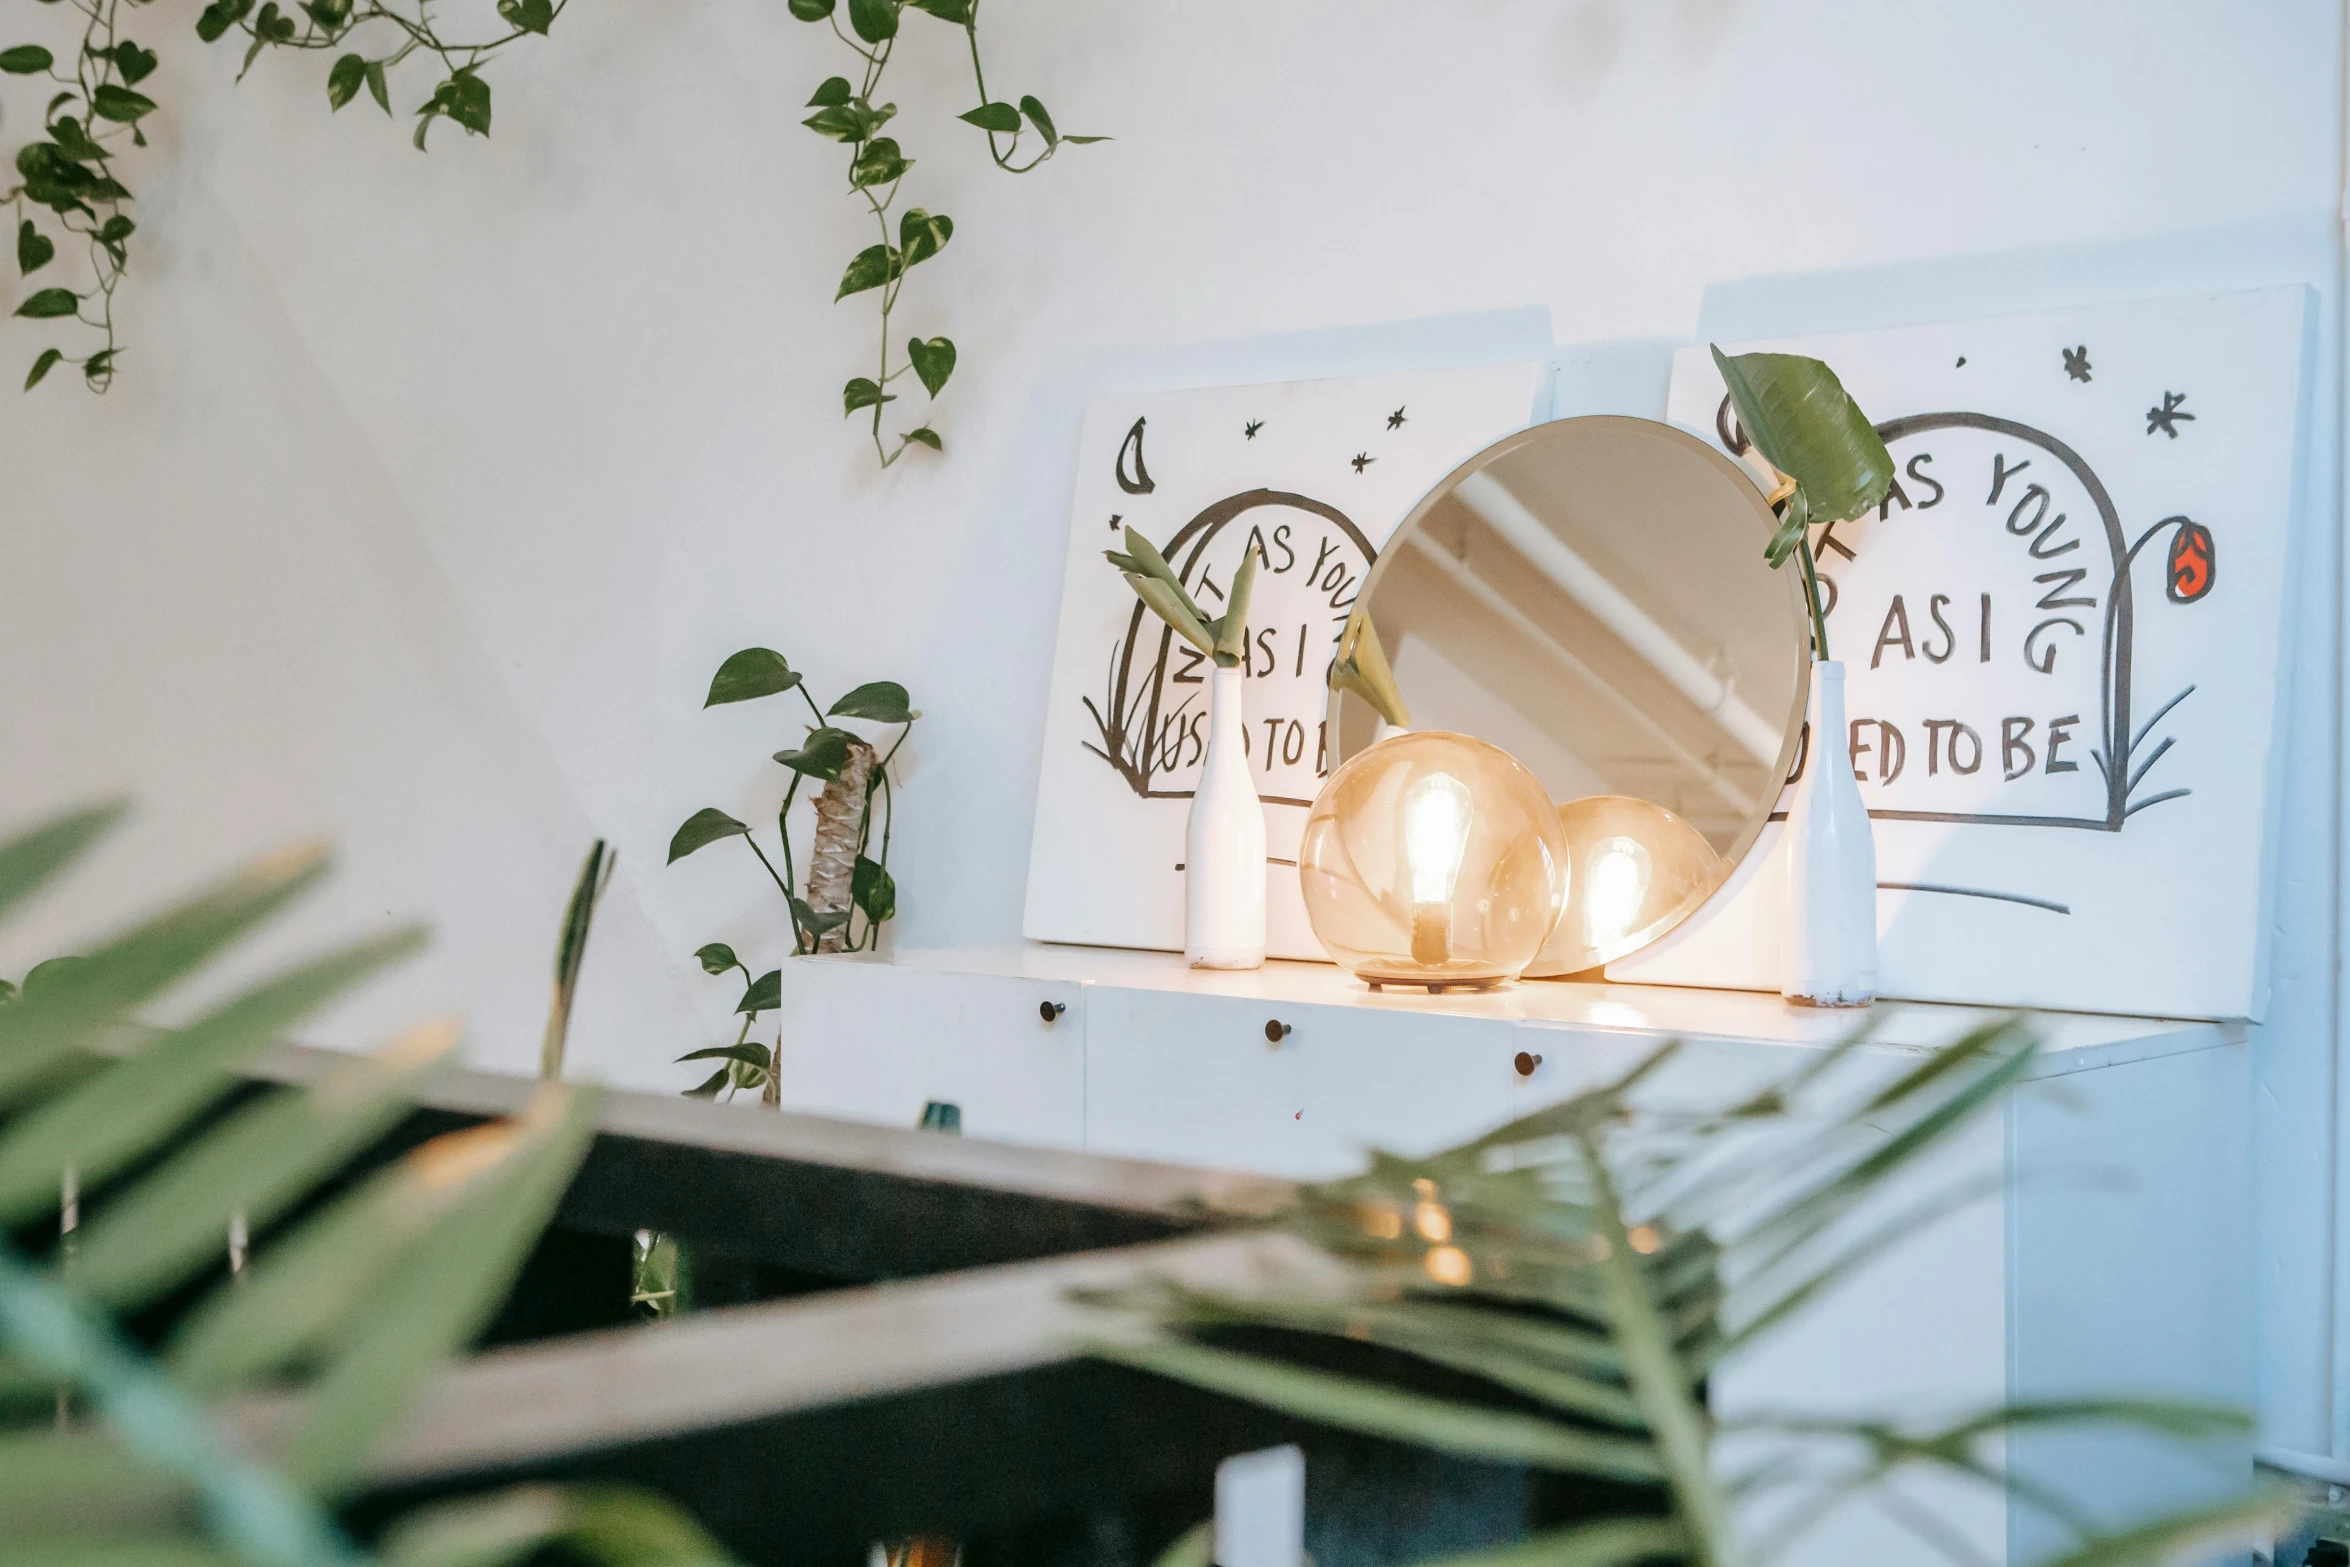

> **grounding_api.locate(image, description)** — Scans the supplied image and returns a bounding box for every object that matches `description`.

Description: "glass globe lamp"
[1529,795,1725,977]
[1298,731,1569,991]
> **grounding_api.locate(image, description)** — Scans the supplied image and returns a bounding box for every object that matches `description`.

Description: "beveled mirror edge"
[1318,414,1814,980]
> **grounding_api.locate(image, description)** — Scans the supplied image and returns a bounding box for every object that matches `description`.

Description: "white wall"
[0,0,2339,1456]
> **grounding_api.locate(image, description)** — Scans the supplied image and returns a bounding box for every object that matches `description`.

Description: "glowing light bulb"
[1403,771,1473,965]
[1583,835,1653,949]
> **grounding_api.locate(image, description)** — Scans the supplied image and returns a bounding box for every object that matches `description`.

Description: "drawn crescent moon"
[1116,416,1155,495]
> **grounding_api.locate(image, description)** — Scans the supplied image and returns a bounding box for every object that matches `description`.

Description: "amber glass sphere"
[1529,795,1725,977]
[1298,731,1570,989]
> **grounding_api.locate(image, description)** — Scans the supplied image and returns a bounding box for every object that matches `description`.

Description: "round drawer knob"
[1039,1001,1066,1023]
[1514,1051,1543,1077]
[1265,1020,1293,1043]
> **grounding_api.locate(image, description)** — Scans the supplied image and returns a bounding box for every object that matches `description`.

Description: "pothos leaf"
[24,348,63,390]
[787,0,836,18]
[905,336,955,398]
[1018,94,1059,145]
[958,101,1021,134]
[705,647,801,706]
[898,207,952,266]
[666,808,749,863]
[775,727,855,780]
[843,377,894,415]
[495,0,556,35]
[845,0,900,44]
[903,427,942,452]
[14,288,79,319]
[735,969,781,1015]
[836,244,899,300]
[111,42,159,85]
[693,942,739,976]
[327,53,366,111]
[808,76,853,109]
[90,85,157,124]
[908,0,973,21]
[18,222,54,276]
[830,681,918,723]
[851,857,896,925]
[0,46,54,75]
[849,137,909,188]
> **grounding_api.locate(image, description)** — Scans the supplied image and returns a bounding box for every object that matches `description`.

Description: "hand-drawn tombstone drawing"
[1616,288,2308,1021]
[1722,409,2218,834]
[1026,365,1544,960]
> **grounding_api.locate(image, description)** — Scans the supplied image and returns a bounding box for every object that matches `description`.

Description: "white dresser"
[771,945,2250,1566]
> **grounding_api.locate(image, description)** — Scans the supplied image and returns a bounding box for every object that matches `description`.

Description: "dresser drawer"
[770,957,1084,1148]
[1083,986,1521,1178]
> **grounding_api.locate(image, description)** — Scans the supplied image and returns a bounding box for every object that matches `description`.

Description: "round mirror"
[1327,416,1809,977]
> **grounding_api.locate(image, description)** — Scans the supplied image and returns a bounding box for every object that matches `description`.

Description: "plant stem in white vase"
[1712,346,1896,1007]
[1105,525,1267,969]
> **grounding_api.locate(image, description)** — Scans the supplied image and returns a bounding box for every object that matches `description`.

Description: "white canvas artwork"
[1612,287,2310,1021]
[1023,364,1545,960]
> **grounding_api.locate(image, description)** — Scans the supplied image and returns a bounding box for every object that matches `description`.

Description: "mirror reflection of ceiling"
[1332,416,1808,973]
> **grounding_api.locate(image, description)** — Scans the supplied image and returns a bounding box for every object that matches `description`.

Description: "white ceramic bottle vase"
[1187,662,1268,969]
[1782,660,1877,1007]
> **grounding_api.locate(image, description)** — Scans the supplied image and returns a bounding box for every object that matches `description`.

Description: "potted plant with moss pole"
[1106,525,1265,969]
[1712,347,1895,1008]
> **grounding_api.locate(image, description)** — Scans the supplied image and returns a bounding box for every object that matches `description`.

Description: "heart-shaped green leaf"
[24,348,63,390]
[495,0,555,34]
[836,243,899,300]
[958,101,1021,134]
[843,377,894,415]
[845,0,899,43]
[830,681,918,724]
[196,1,254,44]
[903,427,942,452]
[0,46,53,75]
[898,207,952,266]
[852,857,897,925]
[704,647,801,706]
[906,336,955,398]
[693,942,739,975]
[15,288,78,319]
[849,137,909,188]
[908,0,973,21]
[775,728,855,780]
[327,53,366,111]
[17,221,53,275]
[807,76,853,108]
[1710,346,1892,529]
[90,84,155,124]
[735,968,781,1015]
[667,808,749,863]
[112,41,158,84]
[787,0,835,17]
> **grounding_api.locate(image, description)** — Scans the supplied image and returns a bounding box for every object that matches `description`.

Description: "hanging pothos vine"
[792,0,1102,466]
[3,0,559,393]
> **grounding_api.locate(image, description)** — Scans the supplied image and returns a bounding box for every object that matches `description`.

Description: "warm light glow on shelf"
[1299,731,1568,990]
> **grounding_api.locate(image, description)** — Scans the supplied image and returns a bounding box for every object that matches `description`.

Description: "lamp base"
[1366,977,1510,995]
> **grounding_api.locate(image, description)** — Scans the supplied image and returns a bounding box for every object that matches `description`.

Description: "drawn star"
[2146,390,2195,438]
[2063,345,2092,383]
[1243,419,1263,440]
[1107,513,1122,533]
[1387,406,1407,430]
[1350,452,1375,474]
